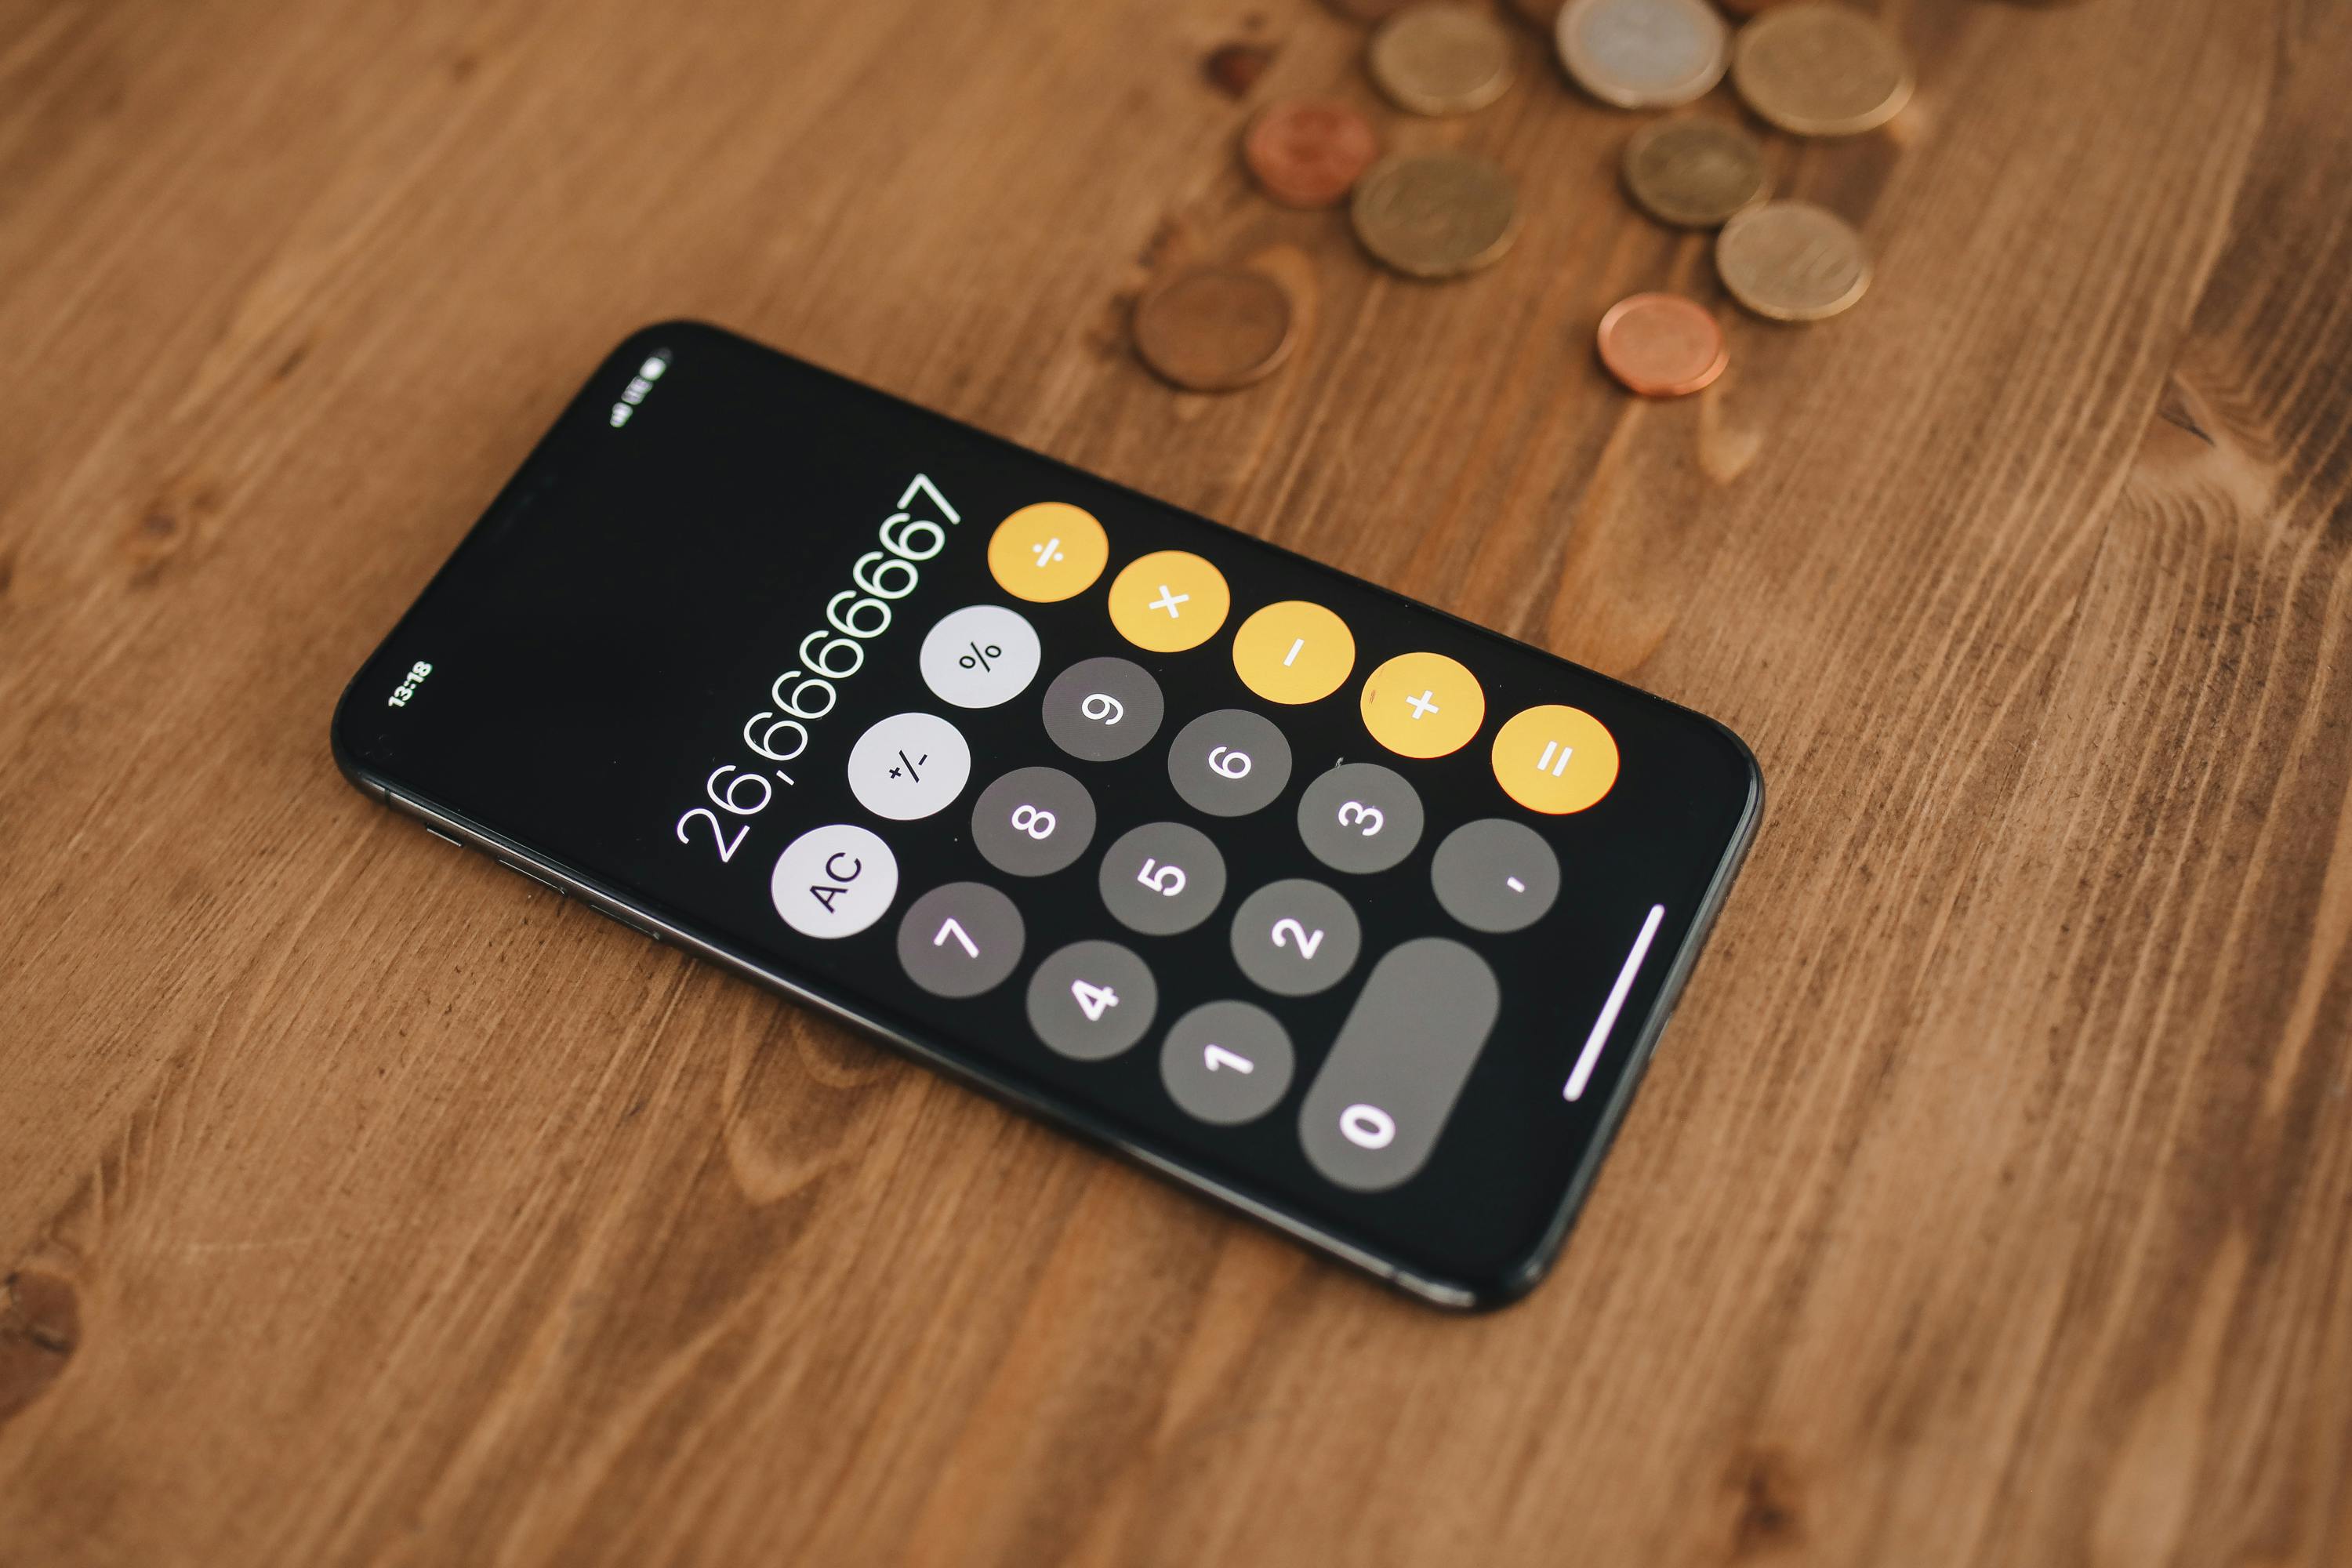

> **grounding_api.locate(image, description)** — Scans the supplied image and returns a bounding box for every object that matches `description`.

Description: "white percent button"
[920,604,1041,709]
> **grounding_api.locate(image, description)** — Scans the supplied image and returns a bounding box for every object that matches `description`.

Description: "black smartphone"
[332,321,1761,1308]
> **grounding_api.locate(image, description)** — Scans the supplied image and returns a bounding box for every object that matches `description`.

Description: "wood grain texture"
[3,0,2348,1563]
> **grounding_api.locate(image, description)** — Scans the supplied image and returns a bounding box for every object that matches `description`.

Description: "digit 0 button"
[1231,600,1355,705]
[1298,938,1502,1192]
[1107,550,1230,653]
[1490,704,1620,814]
[771,824,899,938]
[988,502,1109,602]
[1359,651,1485,759]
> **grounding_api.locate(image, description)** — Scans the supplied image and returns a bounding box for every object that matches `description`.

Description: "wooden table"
[5,1,2348,1562]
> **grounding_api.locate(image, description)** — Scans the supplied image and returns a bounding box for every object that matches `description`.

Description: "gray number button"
[1430,818,1561,933]
[1229,878,1362,996]
[1098,822,1227,935]
[1160,1001,1294,1124]
[971,766,1096,877]
[1027,940,1158,1060]
[1296,762,1425,874]
[1167,708,1293,818]
[1042,656,1164,762]
[896,882,1025,998]
[1298,938,1502,1192]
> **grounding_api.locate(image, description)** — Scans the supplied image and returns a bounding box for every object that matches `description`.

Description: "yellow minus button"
[1232,601,1355,704]
[1491,704,1619,814]
[988,503,1109,603]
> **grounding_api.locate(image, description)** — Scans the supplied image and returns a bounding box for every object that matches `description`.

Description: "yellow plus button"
[988,502,1109,603]
[1107,550,1230,653]
[1359,652,1485,758]
[1231,600,1356,704]
[1491,704,1619,813]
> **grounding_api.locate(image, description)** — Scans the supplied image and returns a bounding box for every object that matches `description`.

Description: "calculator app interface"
[336,324,1759,1300]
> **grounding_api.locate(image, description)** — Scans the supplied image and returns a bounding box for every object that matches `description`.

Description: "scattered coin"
[1731,3,1914,137]
[1367,4,1517,116]
[1595,293,1727,396]
[1621,117,1768,227]
[1715,201,1871,321]
[1351,151,1520,278]
[1244,100,1381,209]
[1555,0,1730,110]
[1132,267,1298,391]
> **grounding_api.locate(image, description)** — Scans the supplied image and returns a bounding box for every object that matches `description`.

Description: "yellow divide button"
[1491,704,1619,814]
[987,503,1109,602]
[1106,550,1230,652]
[1359,652,1485,758]
[1232,601,1355,704]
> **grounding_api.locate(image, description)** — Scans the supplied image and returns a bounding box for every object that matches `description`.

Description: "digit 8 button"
[1490,704,1620,814]
[1107,550,1230,653]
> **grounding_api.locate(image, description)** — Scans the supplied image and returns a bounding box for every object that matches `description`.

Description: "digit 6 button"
[1167,708,1293,817]
[1229,879,1361,996]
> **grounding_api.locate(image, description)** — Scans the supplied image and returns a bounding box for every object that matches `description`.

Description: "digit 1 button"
[1430,818,1560,933]
[1028,940,1159,1060]
[1229,879,1361,996]
[1231,600,1356,705]
[1106,550,1230,653]
[1296,762,1425,875]
[1098,821,1227,935]
[771,824,899,939]
[1167,708,1293,817]
[1490,704,1621,814]
[987,502,1109,602]
[1298,938,1502,1192]
[970,766,1096,877]
[1160,1002,1295,1125]
[1040,656,1164,762]
[1359,652,1485,759]
[895,882,1025,997]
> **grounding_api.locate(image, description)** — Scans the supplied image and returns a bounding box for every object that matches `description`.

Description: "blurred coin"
[1595,293,1727,395]
[1555,0,1729,109]
[1246,100,1381,208]
[1731,3,1913,136]
[1715,201,1871,320]
[1351,151,1520,278]
[1621,117,1768,227]
[1368,5,1516,116]
[1133,268,1297,390]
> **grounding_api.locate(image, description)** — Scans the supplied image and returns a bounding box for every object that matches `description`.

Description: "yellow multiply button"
[1106,550,1230,653]
[1490,704,1619,813]
[1231,600,1355,704]
[1359,652,1484,759]
[988,502,1109,602]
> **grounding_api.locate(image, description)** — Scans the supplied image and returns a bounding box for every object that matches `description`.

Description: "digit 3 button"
[1028,940,1158,1061]
[1359,651,1485,759]
[1490,704,1621,814]
[1106,550,1229,653]
[987,502,1109,602]
[1160,1001,1295,1125]
[1430,818,1560,933]
[919,604,1041,709]
[1166,708,1293,817]
[1295,762,1425,874]
[1040,656,1164,762]
[847,711,971,820]
[895,882,1024,997]
[1230,600,1355,706]
[970,766,1096,877]
[1229,878,1361,996]
[1098,821,1227,935]
[771,824,899,938]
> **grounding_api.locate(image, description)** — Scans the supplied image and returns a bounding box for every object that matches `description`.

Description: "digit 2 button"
[896,882,1025,997]
[971,766,1096,877]
[1229,878,1361,996]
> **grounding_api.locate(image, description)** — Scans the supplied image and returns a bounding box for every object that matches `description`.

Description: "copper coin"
[1595,293,1727,396]
[1132,267,1297,392]
[1245,100,1381,209]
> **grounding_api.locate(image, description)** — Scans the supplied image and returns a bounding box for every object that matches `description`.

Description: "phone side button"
[423,826,464,848]
[588,902,662,942]
[497,859,566,897]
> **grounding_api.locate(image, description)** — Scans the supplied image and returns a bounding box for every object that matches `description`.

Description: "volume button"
[1298,938,1501,1192]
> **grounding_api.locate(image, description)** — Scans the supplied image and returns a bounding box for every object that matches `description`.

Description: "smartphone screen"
[334,321,1760,1306]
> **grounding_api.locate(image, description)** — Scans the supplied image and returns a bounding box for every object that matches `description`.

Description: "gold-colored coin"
[1731,2,1914,137]
[1350,151,1519,279]
[1621,117,1769,228]
[1367,5,1516,117]
[1715,201,1871,321]
[1555,0,1729,111]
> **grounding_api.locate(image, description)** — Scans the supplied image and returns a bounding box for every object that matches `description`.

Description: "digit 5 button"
[1107,550,1230,653]
[1490,704,1620,814]
[1359,652,1485,759]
